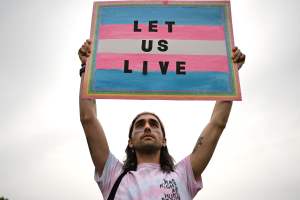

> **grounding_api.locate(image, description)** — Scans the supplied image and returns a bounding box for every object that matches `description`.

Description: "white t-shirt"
[95,152,203,200]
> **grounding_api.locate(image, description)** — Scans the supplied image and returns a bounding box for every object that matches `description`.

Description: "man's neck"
[136,151,160,165]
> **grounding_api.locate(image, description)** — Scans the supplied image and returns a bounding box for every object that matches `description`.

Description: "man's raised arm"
[190,47,246,180]
[79,40,109,175]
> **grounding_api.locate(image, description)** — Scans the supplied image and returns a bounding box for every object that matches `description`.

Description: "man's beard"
[134,142,161,155]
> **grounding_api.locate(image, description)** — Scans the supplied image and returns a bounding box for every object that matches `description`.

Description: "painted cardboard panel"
[82,0,241,100]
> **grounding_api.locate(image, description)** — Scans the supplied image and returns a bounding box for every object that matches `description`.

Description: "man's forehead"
[135,113,159,122]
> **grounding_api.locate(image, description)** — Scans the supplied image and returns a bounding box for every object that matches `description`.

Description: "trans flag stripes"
[83,1,241,100]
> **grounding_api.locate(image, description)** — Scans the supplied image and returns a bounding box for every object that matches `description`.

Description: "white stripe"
[97,39,227,55]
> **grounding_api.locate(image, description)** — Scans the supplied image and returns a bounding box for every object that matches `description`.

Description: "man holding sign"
[78,39,245,199]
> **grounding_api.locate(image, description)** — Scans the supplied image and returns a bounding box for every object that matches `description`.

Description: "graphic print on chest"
[159,178,180,200]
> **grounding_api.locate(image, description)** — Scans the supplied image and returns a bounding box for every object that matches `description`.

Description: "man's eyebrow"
[135,119,145,126]
[149,118,159,125]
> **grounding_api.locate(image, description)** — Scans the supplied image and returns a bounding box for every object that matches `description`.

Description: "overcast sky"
[1,0,300,199]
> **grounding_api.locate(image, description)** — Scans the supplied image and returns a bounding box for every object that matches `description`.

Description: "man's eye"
[135,124,143,128]
[152,124,158,128]
[150,121,159,128]
[135,121,145,128]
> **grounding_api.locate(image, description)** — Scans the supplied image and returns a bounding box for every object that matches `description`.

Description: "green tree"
[0,196,9,200]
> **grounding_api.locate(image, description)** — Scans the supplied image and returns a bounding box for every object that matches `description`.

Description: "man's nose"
[144,122,151,132]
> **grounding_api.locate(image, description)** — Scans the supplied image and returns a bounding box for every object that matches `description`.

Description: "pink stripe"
[99,24,225,40]
[96,53,229,72]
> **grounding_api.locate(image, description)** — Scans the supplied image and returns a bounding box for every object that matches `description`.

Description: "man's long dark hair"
[123,112,175,173]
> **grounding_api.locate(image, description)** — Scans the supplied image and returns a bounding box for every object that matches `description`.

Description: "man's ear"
[162,138,167,147]
[128,139,133,148]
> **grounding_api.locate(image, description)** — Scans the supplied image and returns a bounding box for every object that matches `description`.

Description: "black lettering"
[141,40,153,52]
[133,20,142,32]
[159,61,169,75]
[165,21,175,32]
[149,20,158,32]
[176,61,186,75]
[123,60,132,73]
[158,40,168,52]
[143,61,148,75]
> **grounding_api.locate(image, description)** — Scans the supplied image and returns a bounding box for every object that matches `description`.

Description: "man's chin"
[135,143,161,154]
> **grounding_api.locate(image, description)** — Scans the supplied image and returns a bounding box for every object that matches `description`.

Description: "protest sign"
[82,0,241,100]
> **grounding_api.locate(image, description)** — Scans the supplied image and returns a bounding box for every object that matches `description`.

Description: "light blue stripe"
[91,70,231,94]
[99,6,225,25]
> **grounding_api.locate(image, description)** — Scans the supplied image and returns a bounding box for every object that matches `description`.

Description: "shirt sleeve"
[94,152,123,199]
[175,155,203,198]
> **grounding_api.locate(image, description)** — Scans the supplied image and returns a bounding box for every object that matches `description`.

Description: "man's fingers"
[234,53,246,64]
[78,47,87,55]
[231,47,246,70]
[233,51,242,63]
[84,41,92,53]
[232,48,246,64]
[232,46,238,52]
[239,54,246,63]
[233,54,241,63]
[79,43,91,55]
[232,49,240,58]
[78,39,92,64]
